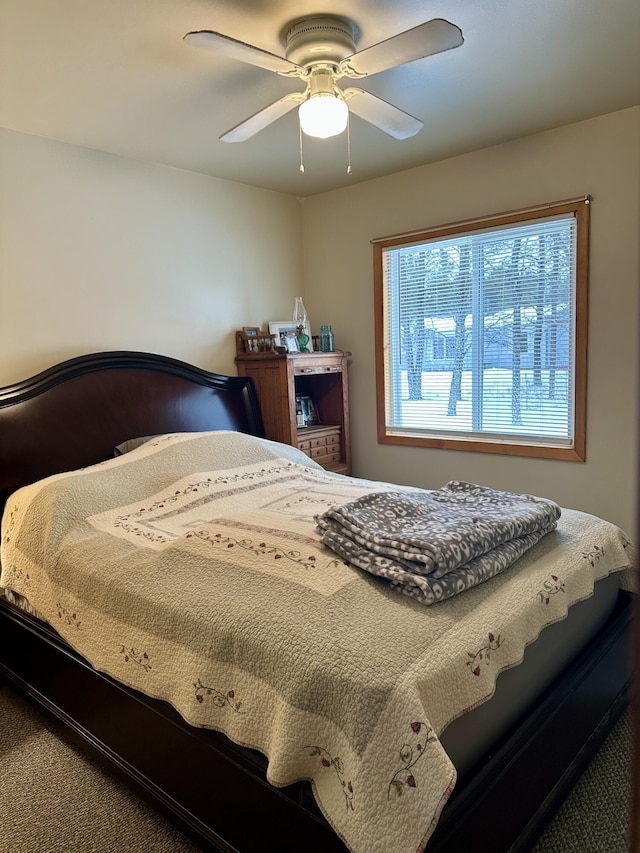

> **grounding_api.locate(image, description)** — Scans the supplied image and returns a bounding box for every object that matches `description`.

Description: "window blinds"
[381,213,577,447]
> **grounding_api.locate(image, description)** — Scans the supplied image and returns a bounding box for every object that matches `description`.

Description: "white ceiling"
[1,0,639,197]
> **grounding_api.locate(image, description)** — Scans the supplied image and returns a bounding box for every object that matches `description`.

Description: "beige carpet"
[0,681,632,852]
[0,683,201,853]
[531,707,632,853]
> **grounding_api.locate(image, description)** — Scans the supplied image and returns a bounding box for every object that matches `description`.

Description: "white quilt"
[0,431,634,853]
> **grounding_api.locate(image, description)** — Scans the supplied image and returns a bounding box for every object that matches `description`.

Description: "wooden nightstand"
[236,350,351,475]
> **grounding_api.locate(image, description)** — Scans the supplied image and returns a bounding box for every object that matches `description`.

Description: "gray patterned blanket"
[316,482,561,605]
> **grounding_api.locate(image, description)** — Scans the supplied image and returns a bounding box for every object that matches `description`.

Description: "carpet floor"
[0,682,632,853]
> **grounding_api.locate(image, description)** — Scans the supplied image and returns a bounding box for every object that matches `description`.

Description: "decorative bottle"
[293,297,311,352]
[293,297,307,327]
[320,325,334,352]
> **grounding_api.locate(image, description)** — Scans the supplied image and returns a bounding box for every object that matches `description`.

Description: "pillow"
[113,436,157,456]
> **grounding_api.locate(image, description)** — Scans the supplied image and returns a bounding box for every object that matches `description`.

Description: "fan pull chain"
[299,123,305,174]
[346,112,352,176]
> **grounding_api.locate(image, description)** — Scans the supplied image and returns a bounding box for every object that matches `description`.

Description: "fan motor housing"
[284,16,356,67]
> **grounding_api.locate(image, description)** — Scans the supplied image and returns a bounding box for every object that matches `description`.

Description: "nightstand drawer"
[292,356,344,377]
[309,444,328,459]
[311,447,341,466]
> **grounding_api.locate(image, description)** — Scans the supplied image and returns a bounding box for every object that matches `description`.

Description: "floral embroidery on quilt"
[188,528,340,571]
[193,679,243,713]
[387,721,436,799]
[7,563,31,588]
[57,602,81,628]
[466,632,502,676]
[277,494,336,511]
[537,574,565,604]
[305,745,355,810]
[1,504,18,546]
[119,645,151,671]
[582,544,605,567]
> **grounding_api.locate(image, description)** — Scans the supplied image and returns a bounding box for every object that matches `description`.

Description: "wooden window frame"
[373,198,590,461]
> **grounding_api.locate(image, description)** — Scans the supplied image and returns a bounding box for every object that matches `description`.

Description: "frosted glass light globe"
[299,95,348,138]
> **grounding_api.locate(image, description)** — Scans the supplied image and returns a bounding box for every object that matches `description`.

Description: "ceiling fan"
[184,15,464,144]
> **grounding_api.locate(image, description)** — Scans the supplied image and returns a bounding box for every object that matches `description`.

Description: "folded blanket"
[316,481,561,605]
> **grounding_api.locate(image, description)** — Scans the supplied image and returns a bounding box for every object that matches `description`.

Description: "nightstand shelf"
[236,351,351,475]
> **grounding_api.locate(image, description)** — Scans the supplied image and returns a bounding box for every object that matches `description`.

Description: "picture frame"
[283,332,300,353]
[236,328,276,354]
[296,395,319,426]
[269,320,313,352]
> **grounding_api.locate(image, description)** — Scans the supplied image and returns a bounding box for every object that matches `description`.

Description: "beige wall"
[0,128,303,383]
[302,107,640,534]
[1,110,637,533]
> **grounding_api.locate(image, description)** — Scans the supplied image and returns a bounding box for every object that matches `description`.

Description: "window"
[374,198,589,460]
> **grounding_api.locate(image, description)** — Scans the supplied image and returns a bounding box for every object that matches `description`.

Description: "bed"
[0,350,634,853]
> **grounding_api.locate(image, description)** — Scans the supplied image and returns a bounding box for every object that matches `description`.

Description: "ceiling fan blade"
[339,18,463,78]
[343,88,423,139]
[220,93,306,143]
[184,30,303,77]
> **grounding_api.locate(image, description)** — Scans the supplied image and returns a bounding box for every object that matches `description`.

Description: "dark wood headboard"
[0,351,264,513]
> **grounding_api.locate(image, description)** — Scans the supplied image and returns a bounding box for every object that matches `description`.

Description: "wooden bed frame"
[0,351,633,853]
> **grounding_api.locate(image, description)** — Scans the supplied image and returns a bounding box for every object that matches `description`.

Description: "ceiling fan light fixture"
[299,93,348,138]
[185,15,464,154]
